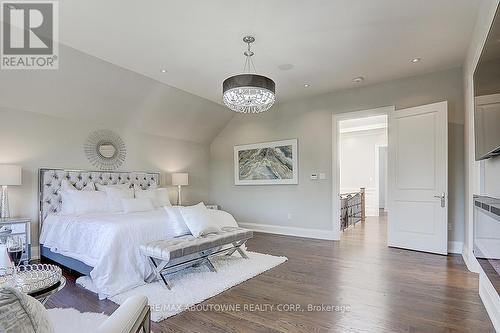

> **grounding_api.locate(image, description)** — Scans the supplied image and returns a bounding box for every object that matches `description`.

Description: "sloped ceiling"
[0,45,232,143]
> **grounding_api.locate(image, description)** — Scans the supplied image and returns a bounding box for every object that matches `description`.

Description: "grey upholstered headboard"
[39,168,160,223]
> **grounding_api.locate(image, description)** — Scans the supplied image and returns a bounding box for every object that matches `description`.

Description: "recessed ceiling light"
[411,57,421,63]
[160,69,167,73]
[304,83,310,88]
[352,76,364,83]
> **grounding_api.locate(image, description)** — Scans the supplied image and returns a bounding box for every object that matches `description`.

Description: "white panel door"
[388,101,448,255]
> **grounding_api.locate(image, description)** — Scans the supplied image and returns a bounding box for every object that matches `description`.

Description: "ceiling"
[58,0,481,105]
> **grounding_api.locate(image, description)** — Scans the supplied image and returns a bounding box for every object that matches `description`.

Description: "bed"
[38,168,162,298]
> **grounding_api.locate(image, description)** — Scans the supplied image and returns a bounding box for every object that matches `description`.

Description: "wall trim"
[238,222,338,241]
[447,241,463,254]
[480,271,500,332]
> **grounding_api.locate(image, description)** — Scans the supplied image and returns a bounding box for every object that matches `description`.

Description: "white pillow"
[60,180,95,214]
[103,187,134,213]
[179,202,221,237]
[66,190,107,214]
[163,206,191,237]
[121,198,154,213]
[134,187,171,208]
[95,183,131,191]
[207,209,239,228]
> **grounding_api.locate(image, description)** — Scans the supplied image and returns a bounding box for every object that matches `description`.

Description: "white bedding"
[40,209,174,299]
[39,208,241,299]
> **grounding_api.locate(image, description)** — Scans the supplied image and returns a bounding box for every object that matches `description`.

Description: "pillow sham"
[163,206,191,237]
[121,198,154,213]
[134,187,171,208]
[65,190,107,214]
[179,202,221,237]
[103,187,134,213]
[60,180,96,214]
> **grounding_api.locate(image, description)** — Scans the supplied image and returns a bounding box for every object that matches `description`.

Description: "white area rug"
[47,308,108,333]
[77,251,287,322]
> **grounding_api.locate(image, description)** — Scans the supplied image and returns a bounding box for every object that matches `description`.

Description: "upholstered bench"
[140,226,253,289]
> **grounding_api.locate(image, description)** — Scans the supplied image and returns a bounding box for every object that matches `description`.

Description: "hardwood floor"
[46,215,495,332]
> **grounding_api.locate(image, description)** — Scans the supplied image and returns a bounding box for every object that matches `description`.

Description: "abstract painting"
[234,139,298,185]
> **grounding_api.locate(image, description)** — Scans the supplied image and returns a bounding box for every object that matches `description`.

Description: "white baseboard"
[238,222,339,241]
[480,271,500,332]
[447,241,464,254]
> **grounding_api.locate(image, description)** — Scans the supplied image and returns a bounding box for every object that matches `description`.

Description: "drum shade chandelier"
[222,36,276,114]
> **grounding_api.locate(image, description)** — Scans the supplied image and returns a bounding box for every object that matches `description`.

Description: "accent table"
[29,276,66,305]
[0,218,31,263]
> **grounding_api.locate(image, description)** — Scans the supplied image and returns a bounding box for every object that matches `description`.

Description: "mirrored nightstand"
[0,218,31,263]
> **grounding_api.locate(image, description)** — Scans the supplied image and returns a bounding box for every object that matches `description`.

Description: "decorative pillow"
[95,183,131,191]
[66,190,107,215]
[0,287,55,333]
[134,187,171,208]
[103,187,134,213]
[121,198,154,213]
[179,202,221,237]
[60,180,95,215]
[163,206,191,237]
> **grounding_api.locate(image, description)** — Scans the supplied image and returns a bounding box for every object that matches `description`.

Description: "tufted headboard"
[38,168,160,224]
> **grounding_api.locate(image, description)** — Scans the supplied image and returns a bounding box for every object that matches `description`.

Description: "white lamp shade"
[0,165,21,186]
[172,173,188,186]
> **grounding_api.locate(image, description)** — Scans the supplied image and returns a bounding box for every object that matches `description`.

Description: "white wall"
[340,128,387,216]
[463,0,500,268]
[462,0,500,330]
[210,67,465,242]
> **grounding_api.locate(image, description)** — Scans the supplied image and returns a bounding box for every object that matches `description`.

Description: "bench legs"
[148,238,251,289]
[149,257,172,290]
[225,240,250,259]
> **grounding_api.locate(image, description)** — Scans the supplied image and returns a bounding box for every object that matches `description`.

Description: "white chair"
[0,287,151,333]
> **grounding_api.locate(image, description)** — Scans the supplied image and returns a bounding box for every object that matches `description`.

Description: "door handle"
[434,192,446,208]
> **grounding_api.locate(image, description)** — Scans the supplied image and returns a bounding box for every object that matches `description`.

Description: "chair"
[0,287,150,333]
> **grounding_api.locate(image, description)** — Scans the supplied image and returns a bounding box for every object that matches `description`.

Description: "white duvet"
[39,208,240,299]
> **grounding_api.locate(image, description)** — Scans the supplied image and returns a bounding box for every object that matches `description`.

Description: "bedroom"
[1,0,500,332]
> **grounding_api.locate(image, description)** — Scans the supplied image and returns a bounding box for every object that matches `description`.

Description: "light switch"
[319,173,326,180]
[310,173,318,180]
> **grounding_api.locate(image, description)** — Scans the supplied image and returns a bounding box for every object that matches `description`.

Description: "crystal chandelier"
[222,36,276,114]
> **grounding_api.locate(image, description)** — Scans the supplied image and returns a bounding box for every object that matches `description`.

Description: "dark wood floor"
[46,215,495,332]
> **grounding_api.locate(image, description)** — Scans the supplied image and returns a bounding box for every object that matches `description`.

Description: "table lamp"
[172,173,188,206]
[0,165,21,219]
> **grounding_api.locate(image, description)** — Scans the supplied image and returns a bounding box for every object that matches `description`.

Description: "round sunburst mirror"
[84,130,126,170]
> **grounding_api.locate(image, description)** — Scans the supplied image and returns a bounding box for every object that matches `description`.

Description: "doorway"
[336,110,389,232]
[332,102,449,255]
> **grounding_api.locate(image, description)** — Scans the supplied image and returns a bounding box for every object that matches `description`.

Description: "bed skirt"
[40,245,93,276]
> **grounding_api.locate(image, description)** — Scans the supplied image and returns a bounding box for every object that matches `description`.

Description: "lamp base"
[0,186,10,219]
[177,185,182,206]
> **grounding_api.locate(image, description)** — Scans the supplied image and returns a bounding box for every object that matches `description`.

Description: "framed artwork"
[234,139,298,185]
